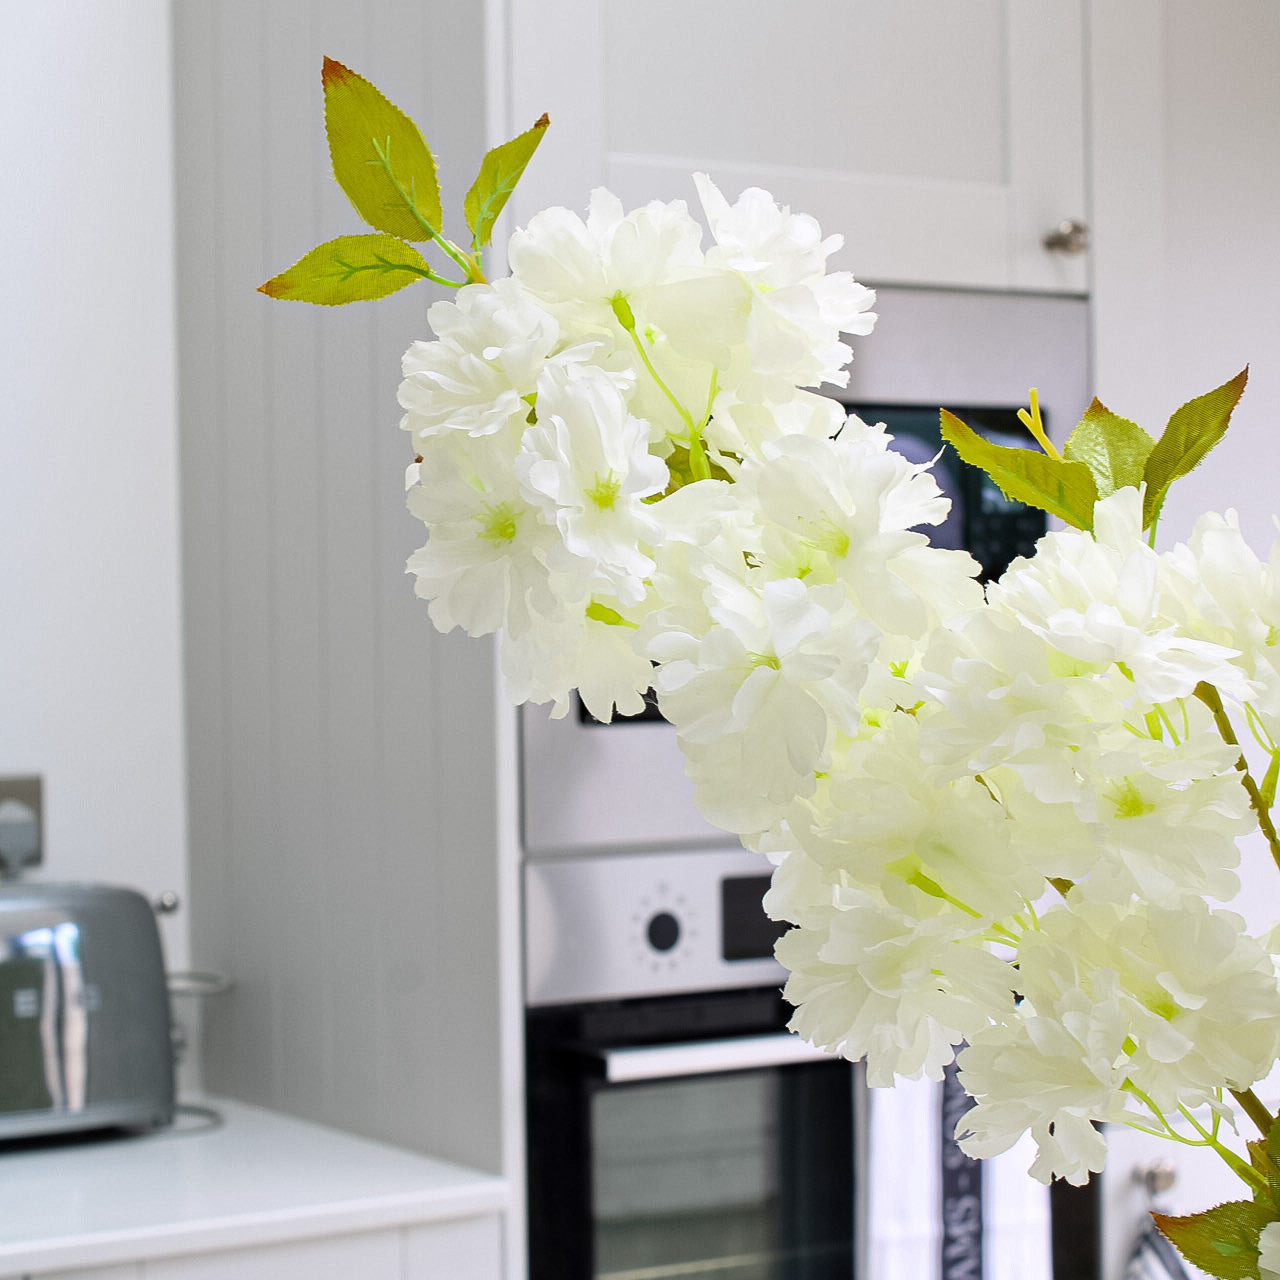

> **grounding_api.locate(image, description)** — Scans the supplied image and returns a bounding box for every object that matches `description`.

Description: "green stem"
[1231,1087,1275,1137]
[1178,1103,1269,1192]
[1146,492,1166,548]
[1017,388,1060,460]
[1124,1081,1267,1192]
[625,327,694,432]
[1246,700,1279,754]
[1194,682,1280,873]
[611,293,712,476]
[370,137,485,285]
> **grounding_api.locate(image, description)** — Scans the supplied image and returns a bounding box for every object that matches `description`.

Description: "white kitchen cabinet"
[504,0,1087,293]
[36,1268,140,1280]
[0,1100,508,1280]
[31,1218,503,1280]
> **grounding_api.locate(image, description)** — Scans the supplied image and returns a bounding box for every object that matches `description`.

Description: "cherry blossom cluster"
[397,178,1280,1188]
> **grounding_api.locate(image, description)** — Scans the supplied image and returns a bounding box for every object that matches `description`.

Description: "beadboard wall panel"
[173,0,505,1174]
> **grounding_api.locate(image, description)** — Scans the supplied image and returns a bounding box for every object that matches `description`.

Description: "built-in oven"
[524,847,863,1280]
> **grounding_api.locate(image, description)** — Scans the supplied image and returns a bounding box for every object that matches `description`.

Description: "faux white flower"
[516,364,667,607]
[508,188,708,344]
[1260,1221,1280,1280]
[740,424,983,638]
[405,428,564,639]
[694,172,876,389]
[956,968,1131,1185]
[988,488,1255,705]
[500,608,654,722]
[648,569,880,834]
[767,857,1014,1085]
[399,277,561,444]
[1162,508,1280,716]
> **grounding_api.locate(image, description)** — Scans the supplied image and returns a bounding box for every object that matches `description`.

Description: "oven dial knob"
[645,910,681,953]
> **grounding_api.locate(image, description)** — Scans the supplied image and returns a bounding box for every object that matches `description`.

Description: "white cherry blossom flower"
[399,277,561,443]
[648,568,880,834]
[739,424,983,639]
[988,488,1255,705]
[405,428,566,639]
[508,188,708,343]
[694,172,876,389]
[767,859,1014,1085]
[516,364,667,607]
[1259,1222,1280,1280]
[956,978,1131,1185]
[1162,508,1280,716]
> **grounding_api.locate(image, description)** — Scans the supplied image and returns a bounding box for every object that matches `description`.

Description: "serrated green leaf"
[1246,1110,1280,1212]
[1143,368,1249,528]
[1153,1200,1270,1279]
[940,409,1098,530]
[464,114,550,252]
[258,234,430,305]
[322,57,441,241]
[1063,399,1155,498]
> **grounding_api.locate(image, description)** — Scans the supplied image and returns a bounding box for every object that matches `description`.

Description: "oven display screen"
[720,875,788,961]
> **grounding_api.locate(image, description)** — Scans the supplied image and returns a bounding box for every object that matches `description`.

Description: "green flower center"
[1108,777,1155,819]
[477,500,519,544]
[587,473,622,511]
[801,514,851,559]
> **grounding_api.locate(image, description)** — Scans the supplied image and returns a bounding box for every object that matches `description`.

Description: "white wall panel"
[173,0,507,1176]
[0,2,188,965]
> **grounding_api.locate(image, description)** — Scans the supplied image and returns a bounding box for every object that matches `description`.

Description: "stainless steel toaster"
[0,882,174,1140]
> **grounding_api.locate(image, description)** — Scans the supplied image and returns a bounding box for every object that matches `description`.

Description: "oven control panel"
[524,848,788,1006]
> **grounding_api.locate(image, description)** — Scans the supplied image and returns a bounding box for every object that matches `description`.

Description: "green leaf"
[322,57,442,241]
[1152,1200,1270,1279]
[1246,1110,1280,1213]
[939,409,1099,530]
[258,234,430,305]
[464,114,550,252]
[1143,368,1249,529]
[1063,399,1155,498]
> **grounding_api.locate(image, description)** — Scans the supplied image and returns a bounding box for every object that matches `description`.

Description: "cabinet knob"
[1042,219,1089,254]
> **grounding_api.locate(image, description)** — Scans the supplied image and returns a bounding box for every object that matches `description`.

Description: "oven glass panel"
[721,875,788,962]
[589,1063,854,1280]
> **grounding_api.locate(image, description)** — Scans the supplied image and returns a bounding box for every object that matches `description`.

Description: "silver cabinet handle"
[1042,219,1090,254]
[599,1032,835,1083]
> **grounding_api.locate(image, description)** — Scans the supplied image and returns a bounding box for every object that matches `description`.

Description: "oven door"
[526,988,862,1280]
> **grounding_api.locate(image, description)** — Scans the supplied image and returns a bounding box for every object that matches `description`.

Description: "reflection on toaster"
[0,884,174,1141]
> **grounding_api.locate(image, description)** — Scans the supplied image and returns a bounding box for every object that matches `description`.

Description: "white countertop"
[0,1097,508,1277]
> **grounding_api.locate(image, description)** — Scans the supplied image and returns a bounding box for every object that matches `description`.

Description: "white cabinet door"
[505,0,1086,293]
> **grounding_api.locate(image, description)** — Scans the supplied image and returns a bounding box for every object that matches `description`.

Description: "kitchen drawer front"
[29,1266,141,1280]
[30,1215,504,1280]
[142,1230,400,1279]
[404,1213,503,1279]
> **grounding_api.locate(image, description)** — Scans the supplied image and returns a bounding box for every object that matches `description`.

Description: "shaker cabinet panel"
[507,0,1087,294]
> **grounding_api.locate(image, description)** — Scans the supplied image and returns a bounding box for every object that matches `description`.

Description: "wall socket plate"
[0,775,42,875]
